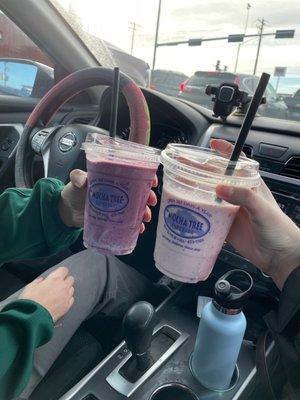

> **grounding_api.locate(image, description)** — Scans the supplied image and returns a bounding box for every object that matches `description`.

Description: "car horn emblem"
[58,132,77,152]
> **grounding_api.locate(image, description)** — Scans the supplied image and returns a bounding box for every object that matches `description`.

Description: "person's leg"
[1,249,155,398]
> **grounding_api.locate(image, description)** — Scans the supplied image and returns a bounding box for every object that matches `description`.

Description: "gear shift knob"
[123,301,156,370]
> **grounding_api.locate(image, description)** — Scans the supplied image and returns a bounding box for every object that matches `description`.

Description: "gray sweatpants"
[1,250,155,399]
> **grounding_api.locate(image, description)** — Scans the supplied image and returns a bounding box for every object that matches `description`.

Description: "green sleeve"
[0,178,82,264]
[0,299,53,399]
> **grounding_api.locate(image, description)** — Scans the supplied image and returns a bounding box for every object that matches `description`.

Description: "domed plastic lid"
[161,144,260,189]
[82,131,161,167]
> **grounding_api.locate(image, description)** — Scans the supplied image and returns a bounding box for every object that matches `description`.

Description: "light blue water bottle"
[190,270,253,391]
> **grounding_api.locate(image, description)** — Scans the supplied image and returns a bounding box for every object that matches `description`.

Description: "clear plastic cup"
[82,132,161,255]
[154,144,260,283]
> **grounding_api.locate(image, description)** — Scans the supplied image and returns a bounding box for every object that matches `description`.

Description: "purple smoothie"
[84,158,157,255]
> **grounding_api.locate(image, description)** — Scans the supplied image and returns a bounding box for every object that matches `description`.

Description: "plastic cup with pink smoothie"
[82,132,161,255]
[154,144,260,283]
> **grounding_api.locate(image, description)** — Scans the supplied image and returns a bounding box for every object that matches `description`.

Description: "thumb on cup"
[69,170,87,189]
[216,184,260,216]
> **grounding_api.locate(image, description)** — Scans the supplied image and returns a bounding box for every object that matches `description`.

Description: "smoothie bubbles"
[154,145,260,283]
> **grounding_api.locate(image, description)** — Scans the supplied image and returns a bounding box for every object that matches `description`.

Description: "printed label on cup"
[164,204,210,239]
[88,183,129,213]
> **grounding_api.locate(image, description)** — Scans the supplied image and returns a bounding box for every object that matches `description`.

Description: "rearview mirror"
[0,59,54,98]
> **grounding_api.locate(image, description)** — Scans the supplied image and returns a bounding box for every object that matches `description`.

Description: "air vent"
[71,116,94,125]
[280,157,300,179]
[242,145,252,158]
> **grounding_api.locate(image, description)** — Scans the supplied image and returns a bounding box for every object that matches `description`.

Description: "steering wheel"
[15,67,151,188]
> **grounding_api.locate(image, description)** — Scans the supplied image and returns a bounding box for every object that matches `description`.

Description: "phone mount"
[205,82,266,121]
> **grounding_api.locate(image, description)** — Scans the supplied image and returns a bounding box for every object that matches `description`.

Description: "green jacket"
[0,178,81,399]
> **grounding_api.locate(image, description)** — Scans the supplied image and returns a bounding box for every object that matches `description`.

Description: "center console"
[61,284,273,400]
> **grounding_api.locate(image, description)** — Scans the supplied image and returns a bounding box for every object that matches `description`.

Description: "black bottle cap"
[214,269,253,311]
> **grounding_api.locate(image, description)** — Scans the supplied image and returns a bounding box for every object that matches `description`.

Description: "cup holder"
[150,383,198,400]
[189,353,240,393]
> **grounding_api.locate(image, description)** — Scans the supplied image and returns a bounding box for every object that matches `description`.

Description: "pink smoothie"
[84,158,157,255]
[154,184,239,282]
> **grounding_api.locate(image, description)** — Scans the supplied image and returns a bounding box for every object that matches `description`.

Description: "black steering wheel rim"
[15,67,151,188]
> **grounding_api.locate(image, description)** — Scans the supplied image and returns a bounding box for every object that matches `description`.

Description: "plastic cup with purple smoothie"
[82,132,160,255]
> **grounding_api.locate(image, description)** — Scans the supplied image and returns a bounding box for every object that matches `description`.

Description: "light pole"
[152,0,162,70]
[129,22,141,55]
[253,18,266,75]
[234,3,251,73]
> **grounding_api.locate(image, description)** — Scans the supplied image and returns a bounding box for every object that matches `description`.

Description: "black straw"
[109,67,120,139]
[225,72,270,176]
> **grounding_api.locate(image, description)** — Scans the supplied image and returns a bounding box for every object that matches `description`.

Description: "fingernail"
[76,173,87,188]
[219,186,234,197]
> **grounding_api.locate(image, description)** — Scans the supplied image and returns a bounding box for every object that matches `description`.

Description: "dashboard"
[113,123,188,149]
[96,88,207,150]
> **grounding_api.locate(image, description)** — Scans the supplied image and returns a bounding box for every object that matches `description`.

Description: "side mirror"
[0,58,54,98]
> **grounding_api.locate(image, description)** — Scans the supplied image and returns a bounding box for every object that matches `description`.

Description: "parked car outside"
[284,89,300,121]
[178,71,289,119]
[150,69,188,97]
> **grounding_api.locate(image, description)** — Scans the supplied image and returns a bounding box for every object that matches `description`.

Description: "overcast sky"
[57,0,300,77]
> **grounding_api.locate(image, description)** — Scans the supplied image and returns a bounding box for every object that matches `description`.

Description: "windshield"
[51,0,300,122]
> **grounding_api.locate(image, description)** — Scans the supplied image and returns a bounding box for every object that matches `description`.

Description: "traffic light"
[275,30,295,39]
[228,34,244,43]
[188,38,202,46]
[215,60,221,71]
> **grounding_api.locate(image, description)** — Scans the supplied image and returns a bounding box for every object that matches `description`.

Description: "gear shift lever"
[123,301,156,372]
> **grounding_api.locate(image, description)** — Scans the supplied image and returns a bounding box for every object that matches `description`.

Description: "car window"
[295,89,300,98]
[166,75,174,85]
[265,83,277,100]
[167,74,177,85]
[169,75,176,85]
[243,78,254,93]
[0,11,54,98]
[172,74,186,84]
[151,72,167,84]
